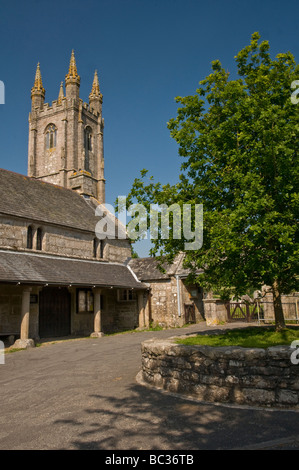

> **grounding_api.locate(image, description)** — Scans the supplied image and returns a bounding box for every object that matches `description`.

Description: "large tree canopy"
[125,33,299,329]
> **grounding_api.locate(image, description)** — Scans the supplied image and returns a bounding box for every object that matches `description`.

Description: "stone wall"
[141,336,299,409]
[147,278,205,328]
[101,288,139,333]
[261,293,299,323]
[203,299,228,325]
[0,216,25,250]
[0,285,22,334]
[149,279,179,328]
[0,285,40,339]
[0,215,131,263]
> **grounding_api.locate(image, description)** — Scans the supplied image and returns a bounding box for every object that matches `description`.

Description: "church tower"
[28,51,105,203]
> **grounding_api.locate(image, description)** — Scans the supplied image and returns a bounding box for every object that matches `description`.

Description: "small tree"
[127,33,299,330]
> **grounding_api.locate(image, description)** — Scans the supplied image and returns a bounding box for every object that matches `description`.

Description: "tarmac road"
[0,322,299,450]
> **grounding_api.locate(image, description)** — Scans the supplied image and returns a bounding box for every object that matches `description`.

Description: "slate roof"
[128,257,170,281]
[128,253,204,282]
[0,168,102,232]
[0,250,146,289]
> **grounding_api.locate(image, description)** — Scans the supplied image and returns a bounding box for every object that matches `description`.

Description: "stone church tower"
[28,51,105,202]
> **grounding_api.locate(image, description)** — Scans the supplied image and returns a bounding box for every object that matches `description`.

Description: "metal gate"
[39,287,71,337]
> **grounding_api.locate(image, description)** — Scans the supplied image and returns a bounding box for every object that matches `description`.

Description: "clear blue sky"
[0,0,298,256]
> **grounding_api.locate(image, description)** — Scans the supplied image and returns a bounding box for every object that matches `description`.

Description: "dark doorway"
[39,287,71,338]
[184,302,196,324]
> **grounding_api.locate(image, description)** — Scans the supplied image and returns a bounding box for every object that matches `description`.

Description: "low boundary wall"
[140,336,299,409]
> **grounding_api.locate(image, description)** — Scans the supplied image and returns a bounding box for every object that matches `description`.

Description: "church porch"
[0,251,147,347]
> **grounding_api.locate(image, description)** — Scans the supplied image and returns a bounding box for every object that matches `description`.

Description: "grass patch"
[5,347,26,353]
[176,327,299,349]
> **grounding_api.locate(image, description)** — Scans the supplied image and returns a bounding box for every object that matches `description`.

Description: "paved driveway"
[0,323,299,450]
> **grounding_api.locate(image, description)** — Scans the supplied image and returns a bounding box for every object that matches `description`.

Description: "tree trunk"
[272,280,286,331]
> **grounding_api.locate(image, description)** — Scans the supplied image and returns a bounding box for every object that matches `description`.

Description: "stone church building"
[0,52,205,348]
[0,52,150,348]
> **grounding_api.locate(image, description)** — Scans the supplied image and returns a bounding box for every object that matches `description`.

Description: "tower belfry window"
[84,127,92,152]
[45,124,57,150]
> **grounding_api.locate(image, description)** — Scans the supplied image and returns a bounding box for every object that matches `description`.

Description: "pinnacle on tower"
[58,82,64,103]
[31,63,45,110]
[65,50,80,84]
[31,63,45,97]
[89,70,103,114]
[65,50,80,101]
[89,70,102,99]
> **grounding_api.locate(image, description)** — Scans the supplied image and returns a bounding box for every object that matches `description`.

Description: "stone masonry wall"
[0,215,131,262]
[262,293,299,322]
[149,279,179,328]
[71,287,139,335]
[101,288,139,333]
[29,94,104,201]
[148,279,205,329]
[0,285,40,339]
[141,336,299,409]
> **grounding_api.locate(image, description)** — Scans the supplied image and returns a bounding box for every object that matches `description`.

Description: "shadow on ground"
[54,381,299,450]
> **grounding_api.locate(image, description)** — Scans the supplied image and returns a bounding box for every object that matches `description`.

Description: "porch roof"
[0,250,146,289]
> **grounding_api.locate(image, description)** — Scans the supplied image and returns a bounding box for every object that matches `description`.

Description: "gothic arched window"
[93,237,98,258]
[36,227,43,250]
[45,124,57,150]
[93,238,104,259]
[27,226,33,249]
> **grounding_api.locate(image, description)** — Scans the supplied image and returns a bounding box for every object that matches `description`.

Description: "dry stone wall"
[141,336,299,409]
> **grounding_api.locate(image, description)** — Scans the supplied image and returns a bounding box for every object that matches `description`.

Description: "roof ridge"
[0,167,86,197]
[0,167,100,232]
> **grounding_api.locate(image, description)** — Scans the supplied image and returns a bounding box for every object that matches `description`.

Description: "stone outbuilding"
[128,254,205,328]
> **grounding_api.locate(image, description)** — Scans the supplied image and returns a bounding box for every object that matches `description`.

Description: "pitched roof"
[128,257,170,281]
[0,168,101,232]
[0,250,146,289]
[128,253,204,281]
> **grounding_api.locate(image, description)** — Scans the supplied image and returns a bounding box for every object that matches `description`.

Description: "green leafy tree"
[126,33,299,330]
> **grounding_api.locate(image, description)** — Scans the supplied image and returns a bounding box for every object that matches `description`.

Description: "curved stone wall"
[140,336,299,409]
